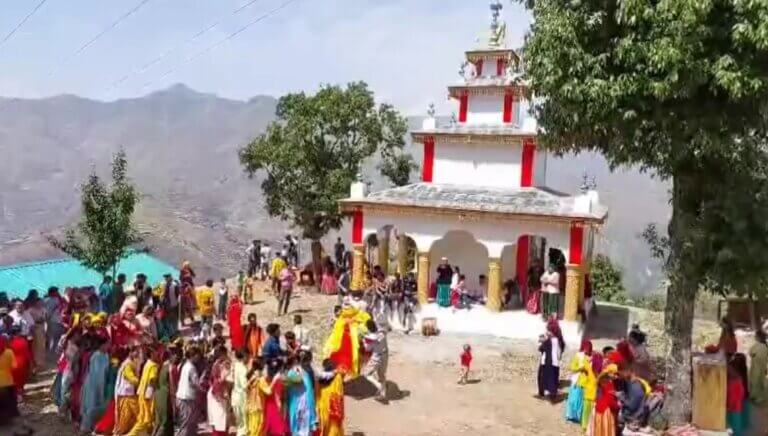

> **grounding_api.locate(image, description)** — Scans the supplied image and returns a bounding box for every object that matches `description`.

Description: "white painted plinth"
[410,303,583,345]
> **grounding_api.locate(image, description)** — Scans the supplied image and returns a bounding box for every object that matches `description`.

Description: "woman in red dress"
[9,330,32,399]
[228,294,245,351]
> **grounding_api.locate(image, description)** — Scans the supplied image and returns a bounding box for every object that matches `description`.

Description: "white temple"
[338,2,607,341]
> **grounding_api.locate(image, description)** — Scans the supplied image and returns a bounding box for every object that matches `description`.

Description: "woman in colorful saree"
[114,347,142,435]
[590,364,619,436]
[231,349,249,436]
[564,339,592,423]
[79,335,110,433]
[245,357,265,436]
[262,358,288,436]
[129,346,162,435]
[207,346,232,436]
[317,358,344,436]
[0,335,19,425]
[285,350,318,436]
[323,306,371,378]
[152,345,181,436]
[228,294,245,351]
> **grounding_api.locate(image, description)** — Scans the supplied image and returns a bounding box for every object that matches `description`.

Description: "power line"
[0,0,49,50]
[140,0,299,93]
[104,0,263,96]
[49,0,154,78]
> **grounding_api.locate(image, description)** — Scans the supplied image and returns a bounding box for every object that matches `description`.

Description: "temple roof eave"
[337,183,607,225]
[410,129,537,144]
[339,199,606,225]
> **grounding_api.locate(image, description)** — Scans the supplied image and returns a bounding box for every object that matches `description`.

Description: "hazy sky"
[0,0,530,114]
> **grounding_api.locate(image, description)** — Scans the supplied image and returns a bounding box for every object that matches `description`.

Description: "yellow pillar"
[351,244,365,291]
[417,252,430,305]
[486,257,503,312]
[397,235,409,275]
[378,229,390,274]
[565,264,583,322]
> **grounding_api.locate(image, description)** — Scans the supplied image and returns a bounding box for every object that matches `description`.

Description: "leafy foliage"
[239,82,415,242]
[49,149,141,276]
[520,0,768,423]
[590,254,627,304]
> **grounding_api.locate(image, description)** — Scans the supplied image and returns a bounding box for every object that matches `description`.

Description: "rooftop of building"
[0,251,179,299]
[340,183,607,223]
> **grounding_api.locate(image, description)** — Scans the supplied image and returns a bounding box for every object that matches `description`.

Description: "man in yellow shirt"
[270,253,287,296]
[196,280,216,337]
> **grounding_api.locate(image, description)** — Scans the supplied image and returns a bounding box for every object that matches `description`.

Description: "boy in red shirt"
[459,344,472,384]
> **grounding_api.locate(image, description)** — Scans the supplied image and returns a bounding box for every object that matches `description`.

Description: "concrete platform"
[383,303,583,344]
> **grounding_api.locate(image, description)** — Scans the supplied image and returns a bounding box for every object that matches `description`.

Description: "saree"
[79,350,109,432]
[228,298,245,351]
[152,362,173,436]
[207,358,231,433]
[286,367,318,436]
[93,362,119,434]
[129,359,159,435]
[246,375,265,436]
[9,336,32,394]
[317,373,344,436]
[244,324,264,357]
[231,360,249,436]
[436,283,451,307]
[262,378,287,436]
[323,307,371,377]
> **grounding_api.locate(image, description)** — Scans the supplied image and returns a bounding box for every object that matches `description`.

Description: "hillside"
[0,85,669,292]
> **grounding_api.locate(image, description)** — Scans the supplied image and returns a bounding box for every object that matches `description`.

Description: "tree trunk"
[311,240,323,288]
[662,173,699,426]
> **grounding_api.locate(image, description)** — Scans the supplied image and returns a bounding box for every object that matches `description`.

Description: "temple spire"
[487,0,506,48]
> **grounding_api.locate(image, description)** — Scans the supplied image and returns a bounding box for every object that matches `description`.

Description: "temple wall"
[465,94,503,125]
[533,149,548,187]
[433,141,522,188]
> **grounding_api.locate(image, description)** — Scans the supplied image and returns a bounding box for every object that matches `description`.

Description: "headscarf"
[591,352,604,375]
[605,350,625,369]
[600,363,618,378]
[580,339,593,355]
[546,316,565,350]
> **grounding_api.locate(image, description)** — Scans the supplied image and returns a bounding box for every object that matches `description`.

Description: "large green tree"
[239,81,414,278]
[49,149,141,278]
[520,0,768,424]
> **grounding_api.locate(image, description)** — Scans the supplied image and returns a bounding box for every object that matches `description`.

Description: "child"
[217,278,228,321]
[726,357,747,436]
[292,314,309,348]
[459,344,472,384]
[211,323,226,350]
[284,331,299,360]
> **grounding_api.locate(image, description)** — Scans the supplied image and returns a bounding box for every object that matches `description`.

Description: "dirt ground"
[11,284,766,435]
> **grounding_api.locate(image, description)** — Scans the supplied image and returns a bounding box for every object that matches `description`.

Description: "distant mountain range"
[0,84,670,293]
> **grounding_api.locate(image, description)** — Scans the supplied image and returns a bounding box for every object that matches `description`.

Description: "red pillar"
[352,210,364,245]
[520,138,535,187]
[503,90,514,124]
[422,136,434,182]
[496,58,507,76]
[475,59,484,76]
[516,235,530,303]
[569,223,584,265]
[458,94,468,123]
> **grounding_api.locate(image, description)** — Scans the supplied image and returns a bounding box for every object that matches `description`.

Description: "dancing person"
[175,346,202,436]
[228,293,245,351]
[363,320,389,402]
[0,335,18,425]
[232,349,249,436]
[207,345,233,436]
[317,359,344,436]
[44,287,65,355]
[727,357,747,436]
[114,347,142,435]
[565,339,593,423]
[459,344,472,385]
[244,313,264,358]
[130,346,161,435]
[591,364,619,436]
[285,352,318,436]
[79,336,110,432]
[246,357,266,436]
[26,295,46,370]
[152,347,179,436]
[262,359,287,436]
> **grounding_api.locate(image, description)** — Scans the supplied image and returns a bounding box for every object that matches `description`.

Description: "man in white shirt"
[10,299,32,338]
[540,264,561,318]
[175,347,202,436]
[260,243,272,280]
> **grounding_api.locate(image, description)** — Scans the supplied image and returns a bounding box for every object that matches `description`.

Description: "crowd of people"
[551,316,768,436]
[0,249,396,436]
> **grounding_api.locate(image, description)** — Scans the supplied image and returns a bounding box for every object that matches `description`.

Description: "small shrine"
[338,2,607,339]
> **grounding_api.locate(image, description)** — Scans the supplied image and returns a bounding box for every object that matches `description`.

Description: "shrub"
[590,254,627,304]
